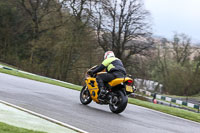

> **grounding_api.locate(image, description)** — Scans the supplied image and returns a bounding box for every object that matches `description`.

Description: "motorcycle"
[80,66,136,114]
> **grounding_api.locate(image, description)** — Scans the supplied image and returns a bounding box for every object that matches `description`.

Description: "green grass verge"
[128,98,200,123]
[0,67,200,123]
[0,68,82,91]
[0,62,18,69]
[0,122,45,133]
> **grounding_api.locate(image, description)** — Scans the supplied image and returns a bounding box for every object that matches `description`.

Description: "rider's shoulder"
[102,57,117,66]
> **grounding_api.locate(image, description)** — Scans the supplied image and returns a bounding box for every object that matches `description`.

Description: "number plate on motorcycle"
[126,85,133,92]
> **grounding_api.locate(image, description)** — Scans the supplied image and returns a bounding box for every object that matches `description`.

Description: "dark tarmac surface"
[0,73,200,133]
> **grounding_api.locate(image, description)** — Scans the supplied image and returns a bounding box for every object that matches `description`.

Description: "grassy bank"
[0,122,45,133]
[0,68,82,91]
[0,67,200,123]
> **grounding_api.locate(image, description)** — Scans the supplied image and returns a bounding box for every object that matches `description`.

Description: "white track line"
[0,100,88,133]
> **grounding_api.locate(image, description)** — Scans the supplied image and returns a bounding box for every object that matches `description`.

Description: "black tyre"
[109,90,128,114]
[80,85,92,105]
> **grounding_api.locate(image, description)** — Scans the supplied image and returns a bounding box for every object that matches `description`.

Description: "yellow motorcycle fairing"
[108,77,133,87]
[85,76,133,103]
[85,77,99,103]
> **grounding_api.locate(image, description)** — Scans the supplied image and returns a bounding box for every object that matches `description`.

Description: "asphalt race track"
[0,73,200,133]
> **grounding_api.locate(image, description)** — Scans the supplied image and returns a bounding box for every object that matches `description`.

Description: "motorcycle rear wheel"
[109,90,128,114]
[80,85,92,105]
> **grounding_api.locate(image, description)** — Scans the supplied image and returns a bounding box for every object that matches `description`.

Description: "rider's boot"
[97,78,107,99]
[99,87,107,98]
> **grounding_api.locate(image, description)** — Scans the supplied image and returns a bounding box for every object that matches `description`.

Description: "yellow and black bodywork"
[109,77,134,93]
[85,75,134,103]
[85,77,100,103]
[81,66,135,114]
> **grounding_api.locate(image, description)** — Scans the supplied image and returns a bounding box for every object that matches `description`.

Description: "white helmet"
[104,51,115,59]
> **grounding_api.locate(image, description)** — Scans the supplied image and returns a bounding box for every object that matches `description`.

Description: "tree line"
[0,0,199,96]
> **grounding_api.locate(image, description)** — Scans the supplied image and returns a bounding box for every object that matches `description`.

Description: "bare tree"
[58,0,94,80]
[172,33,192,66]
[62,0,93,27]
[93,0,153,62]
[17,0,63,39]
[16,0,64,65]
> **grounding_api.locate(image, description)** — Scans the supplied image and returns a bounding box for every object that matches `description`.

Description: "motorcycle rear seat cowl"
[108,77,133,86]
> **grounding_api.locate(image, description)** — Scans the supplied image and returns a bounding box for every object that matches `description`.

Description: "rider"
[88,51,126,98]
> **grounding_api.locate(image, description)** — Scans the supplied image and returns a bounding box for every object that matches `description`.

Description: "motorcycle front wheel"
[109,90,128,114]
[80,85,92,105]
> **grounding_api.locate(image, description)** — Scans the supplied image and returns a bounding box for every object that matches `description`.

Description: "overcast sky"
[144,0,200,43]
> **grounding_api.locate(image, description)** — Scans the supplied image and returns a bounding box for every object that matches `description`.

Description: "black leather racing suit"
[91,57,126,90]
